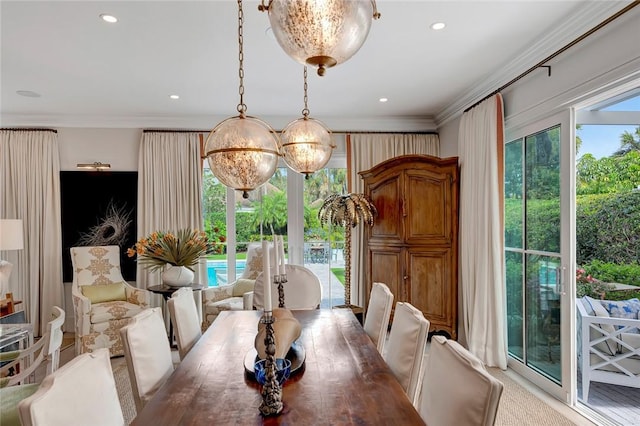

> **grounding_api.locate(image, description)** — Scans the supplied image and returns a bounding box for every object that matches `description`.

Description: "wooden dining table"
[132,308,425,425]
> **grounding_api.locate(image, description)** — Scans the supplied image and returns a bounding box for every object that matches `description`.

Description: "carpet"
[111,359,578,425]
[60,333,75,351]
[489,368,575,426]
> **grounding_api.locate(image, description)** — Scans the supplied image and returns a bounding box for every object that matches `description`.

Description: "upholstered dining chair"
[384,302,429,406]
[251,264,322,310]
[120,307,174,412]
[168,287,202,360]
[71,245,151,356]
[0,307,65,426]
[17,348,124,426]
[363,282,394,354]
[418,335,504,426]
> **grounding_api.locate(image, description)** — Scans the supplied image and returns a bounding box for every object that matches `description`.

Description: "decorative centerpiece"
[127,228,209,287]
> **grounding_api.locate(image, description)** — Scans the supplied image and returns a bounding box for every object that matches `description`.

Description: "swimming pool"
[207,259,246,287]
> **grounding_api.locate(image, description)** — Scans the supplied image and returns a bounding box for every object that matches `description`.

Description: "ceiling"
[0,1,632,131]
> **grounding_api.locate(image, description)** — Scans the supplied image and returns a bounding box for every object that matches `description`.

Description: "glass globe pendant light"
[205,0,280,199]
[281,66,334,179]
[259,0,381,76]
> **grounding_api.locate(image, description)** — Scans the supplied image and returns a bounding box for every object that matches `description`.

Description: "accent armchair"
[71,245,151,357]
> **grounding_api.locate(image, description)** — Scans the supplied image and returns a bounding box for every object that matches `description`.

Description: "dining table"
[132,308,425,425]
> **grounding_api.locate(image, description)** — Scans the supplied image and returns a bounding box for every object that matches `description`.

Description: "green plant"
[581,260,640,286]
[127,228,210,272]
[575,267,615,298]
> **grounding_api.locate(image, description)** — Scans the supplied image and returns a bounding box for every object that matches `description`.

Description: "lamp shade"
[264,0,379,76]
[0,219,24,251]
[205,115,280,198]
[281,117,334,177]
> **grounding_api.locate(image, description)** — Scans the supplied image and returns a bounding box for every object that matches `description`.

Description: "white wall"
[58,128,140,171]
[437,7,640,152]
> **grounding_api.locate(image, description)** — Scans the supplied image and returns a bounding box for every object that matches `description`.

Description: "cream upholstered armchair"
[201,242,271,328]
[71,245,150,357]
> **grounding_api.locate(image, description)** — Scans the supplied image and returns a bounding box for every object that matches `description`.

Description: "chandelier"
[281,66,334,178]
[205,0,280,199]
[259,0,381,76]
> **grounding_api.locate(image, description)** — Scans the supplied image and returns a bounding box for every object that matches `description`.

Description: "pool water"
[207,260,246,287]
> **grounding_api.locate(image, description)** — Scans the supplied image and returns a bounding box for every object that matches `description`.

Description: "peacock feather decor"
[318,193,377,307]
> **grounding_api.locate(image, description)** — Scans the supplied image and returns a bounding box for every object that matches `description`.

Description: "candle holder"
[274,273,286,308]
[259,312,283,416]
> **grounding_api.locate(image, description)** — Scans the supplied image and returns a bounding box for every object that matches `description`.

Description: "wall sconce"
[76,162,111,171]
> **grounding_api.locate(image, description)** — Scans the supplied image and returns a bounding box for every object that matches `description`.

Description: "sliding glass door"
[505,110,575,402]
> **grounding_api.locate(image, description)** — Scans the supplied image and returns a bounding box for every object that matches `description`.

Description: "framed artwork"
[60,171,138,282]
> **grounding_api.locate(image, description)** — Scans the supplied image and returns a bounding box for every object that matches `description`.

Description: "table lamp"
[0,219,24,295]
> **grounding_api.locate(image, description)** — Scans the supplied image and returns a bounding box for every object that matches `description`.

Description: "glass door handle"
[555,266,566,295]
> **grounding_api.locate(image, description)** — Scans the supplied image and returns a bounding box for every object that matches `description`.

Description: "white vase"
[162,265,194,287]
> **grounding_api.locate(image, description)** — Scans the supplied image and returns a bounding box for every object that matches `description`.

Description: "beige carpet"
[111,359,578,425]
[489,368,576,426]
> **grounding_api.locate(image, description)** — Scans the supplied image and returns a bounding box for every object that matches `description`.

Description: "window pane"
[506,250,524,361]
[304,168,347,307]
[202,167,227,287]
[505,139,523,249]
[525,126,560,252]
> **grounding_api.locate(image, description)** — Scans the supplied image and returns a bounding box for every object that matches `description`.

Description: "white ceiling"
[0,1,632,131]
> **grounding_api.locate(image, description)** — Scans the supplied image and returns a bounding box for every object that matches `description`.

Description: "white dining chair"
[17,348,124,426]
[418,335,504,426]
[251,264,322,310]
[384,301,429,406]
[363,282,394,354]
[120,307,174,412]
[168,287,202,360]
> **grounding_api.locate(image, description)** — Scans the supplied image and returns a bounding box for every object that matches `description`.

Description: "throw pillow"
[81,282,127,304]
[603,298,640,334]
[232,278,256,297]
[583,296,618,355]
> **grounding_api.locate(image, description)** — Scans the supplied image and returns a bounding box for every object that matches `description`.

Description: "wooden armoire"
[360,155,459,339]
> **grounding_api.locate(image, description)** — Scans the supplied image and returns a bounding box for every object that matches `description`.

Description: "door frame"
[505,109,576,403]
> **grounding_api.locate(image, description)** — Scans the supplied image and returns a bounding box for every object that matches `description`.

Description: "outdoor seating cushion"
[205,297,244,318]
[89,300,145,324]
[583,296,618,355]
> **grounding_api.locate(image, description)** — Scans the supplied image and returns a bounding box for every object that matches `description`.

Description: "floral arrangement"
[127,228,210,272]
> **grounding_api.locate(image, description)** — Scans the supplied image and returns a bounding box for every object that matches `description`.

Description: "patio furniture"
[576,296,640,401]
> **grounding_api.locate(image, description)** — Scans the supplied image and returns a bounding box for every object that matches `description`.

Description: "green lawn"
[331,268,345,285]
[206,253,246,260]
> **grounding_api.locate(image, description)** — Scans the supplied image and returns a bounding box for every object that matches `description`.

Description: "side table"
[148,283,204,346]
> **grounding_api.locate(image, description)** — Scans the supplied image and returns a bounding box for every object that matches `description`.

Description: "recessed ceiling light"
[431,22,446,30]
[100,14,118,23]
[16,90,41,98]
[379,98,388,103]
[169,95,180,100]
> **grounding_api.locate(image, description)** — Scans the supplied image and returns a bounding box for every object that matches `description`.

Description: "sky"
[577,95,640,159]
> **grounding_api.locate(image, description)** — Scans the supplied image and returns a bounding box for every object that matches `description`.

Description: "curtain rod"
[1,128,58,133]
[144,129,436,135]
[464,1,639,113]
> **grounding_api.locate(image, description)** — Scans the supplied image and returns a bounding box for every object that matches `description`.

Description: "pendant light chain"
[302,66,310,118]
[237,0,247,116]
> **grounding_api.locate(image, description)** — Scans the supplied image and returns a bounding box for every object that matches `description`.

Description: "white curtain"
[0,130,63,336]
[136,132,205,292]
[348,133,440,307]
[458,94,507,368]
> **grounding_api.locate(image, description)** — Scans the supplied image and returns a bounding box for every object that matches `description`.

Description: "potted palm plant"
[318,193,377,308]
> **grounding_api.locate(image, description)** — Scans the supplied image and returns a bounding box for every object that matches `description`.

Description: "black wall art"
[60,171,138,282]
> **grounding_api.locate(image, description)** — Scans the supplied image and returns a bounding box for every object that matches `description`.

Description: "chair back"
[119,307,173,412]
[17,348,124,426]
[363,282,394,354]
[70,246,125,288]
[384,302,429,405]
[1,306,65,387]
[168,287,202,360]
[252,265,322,310]
[418,335,504,426]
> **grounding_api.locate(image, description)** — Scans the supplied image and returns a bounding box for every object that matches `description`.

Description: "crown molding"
[0,114,437,133]
[435,1,635,127]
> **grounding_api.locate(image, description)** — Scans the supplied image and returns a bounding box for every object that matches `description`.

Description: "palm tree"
[613,126,640,156]
[318,193,377,307]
